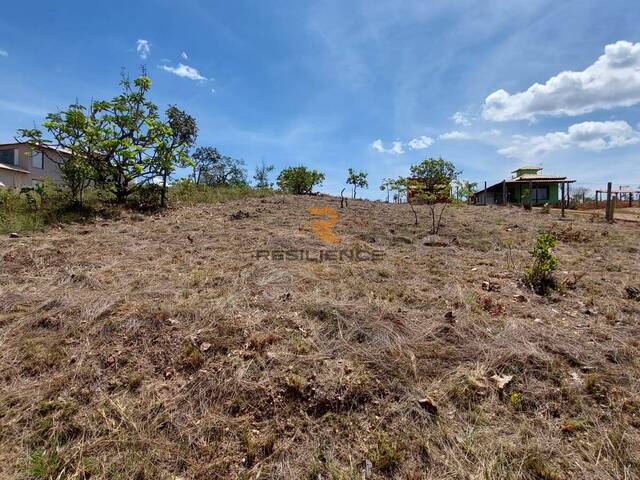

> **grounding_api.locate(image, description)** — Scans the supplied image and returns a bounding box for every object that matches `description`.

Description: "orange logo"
[307,207,340,244]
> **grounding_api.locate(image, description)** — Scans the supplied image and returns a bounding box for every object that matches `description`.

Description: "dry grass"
[1,194,640,479]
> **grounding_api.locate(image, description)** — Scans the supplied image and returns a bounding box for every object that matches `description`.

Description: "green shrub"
[169,178,273,204]
[524,233,558,294]
[0,182,102,235]
[277,166,325,194]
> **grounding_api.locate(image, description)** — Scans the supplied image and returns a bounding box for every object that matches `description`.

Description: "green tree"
[455,179,478,203]
[389,176,407,203]
[190,146,222,184]
[379,177,393,203]
[277,166,325,194]
[18,74,197,205]
[409,157,459,234]
[158,105,198,207]
[253,160,275,188]
[346,168,368,199]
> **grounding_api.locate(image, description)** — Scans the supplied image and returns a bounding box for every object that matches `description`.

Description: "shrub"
[277,166,325,194]
[169,178,273,204]
[524,233,558,294]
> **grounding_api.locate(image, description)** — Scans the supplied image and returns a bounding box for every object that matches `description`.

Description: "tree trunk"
[161,170,168,208]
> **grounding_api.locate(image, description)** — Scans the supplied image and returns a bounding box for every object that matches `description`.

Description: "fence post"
[502,180,506,205]
[606,182,613,223]
[561,182,565,218]
[483,181,487,205]
[528,181,533,208]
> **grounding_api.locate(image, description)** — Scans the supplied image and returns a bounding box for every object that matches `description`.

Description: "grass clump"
[28,449,63,479]
[169,179,274,204]
[369,433,404,473]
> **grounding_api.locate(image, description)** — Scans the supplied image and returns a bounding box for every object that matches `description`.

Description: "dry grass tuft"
[1,194,640,478]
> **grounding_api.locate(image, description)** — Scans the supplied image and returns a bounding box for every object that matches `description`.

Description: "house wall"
[0,169,28,187]
[0,144,65,187]
[510,183,560,205]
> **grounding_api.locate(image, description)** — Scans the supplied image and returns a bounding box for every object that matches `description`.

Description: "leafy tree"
[346,168,368,199]
[277,166,325,194]
[198,151,247,187]
[389,176,407,203]
[409,157,459,234]
[253,160,275,188]
[18,74,197,205]
[455,179,478,203]
[379,177,393,203]
[190,146,222,184]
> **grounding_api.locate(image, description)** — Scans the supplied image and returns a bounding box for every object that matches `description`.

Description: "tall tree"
[159,105,198,207]
[409,157,460,234]
[379,177,393,203]
[253,160,275,188]
[190,146,222,184]
[346,168,368,199]
[18,73,197,205]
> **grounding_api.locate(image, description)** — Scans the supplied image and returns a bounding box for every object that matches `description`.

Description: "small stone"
[8,232,19,238]
[513,294,527,303]
[200,342,211,352]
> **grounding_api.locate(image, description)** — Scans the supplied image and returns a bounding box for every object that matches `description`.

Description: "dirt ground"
[1,194,640,479]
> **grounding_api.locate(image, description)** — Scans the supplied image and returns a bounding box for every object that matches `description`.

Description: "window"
[0,148,17,166]
[533,186,549,202]
[31,151,43,169]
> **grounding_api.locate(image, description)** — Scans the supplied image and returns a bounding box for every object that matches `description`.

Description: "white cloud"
[0,49,8,57]
[452,111,471,126]
[483,40,640,121]
[498,120,640,158]
[371,139,405,155]
[181,51,189,60]
[136,39,151,59]
[159,63,207,81]
[439,130,472,140]
[407,135,434,150]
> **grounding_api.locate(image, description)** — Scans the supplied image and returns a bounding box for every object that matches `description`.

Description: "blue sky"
[1,0,639,197]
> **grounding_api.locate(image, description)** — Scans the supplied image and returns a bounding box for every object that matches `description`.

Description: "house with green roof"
[473,166,575,206]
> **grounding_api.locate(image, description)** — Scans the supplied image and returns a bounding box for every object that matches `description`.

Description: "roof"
[0,162,30,174]
[512,174,569,181]
[511,166,543,173]
[0,142,71,155]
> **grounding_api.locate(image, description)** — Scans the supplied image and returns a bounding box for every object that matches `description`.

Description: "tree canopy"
[17,74,197,205]
[277,166,325,194]
[346,168,368,199]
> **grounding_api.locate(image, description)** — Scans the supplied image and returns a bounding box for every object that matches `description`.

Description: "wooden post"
[606,182,613,223]
[629,192,633,208]
[567,183,570,206]
[502,180,507,205]
[528,181,533,208]
[561,182,565,218]
[483,181,487,205]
